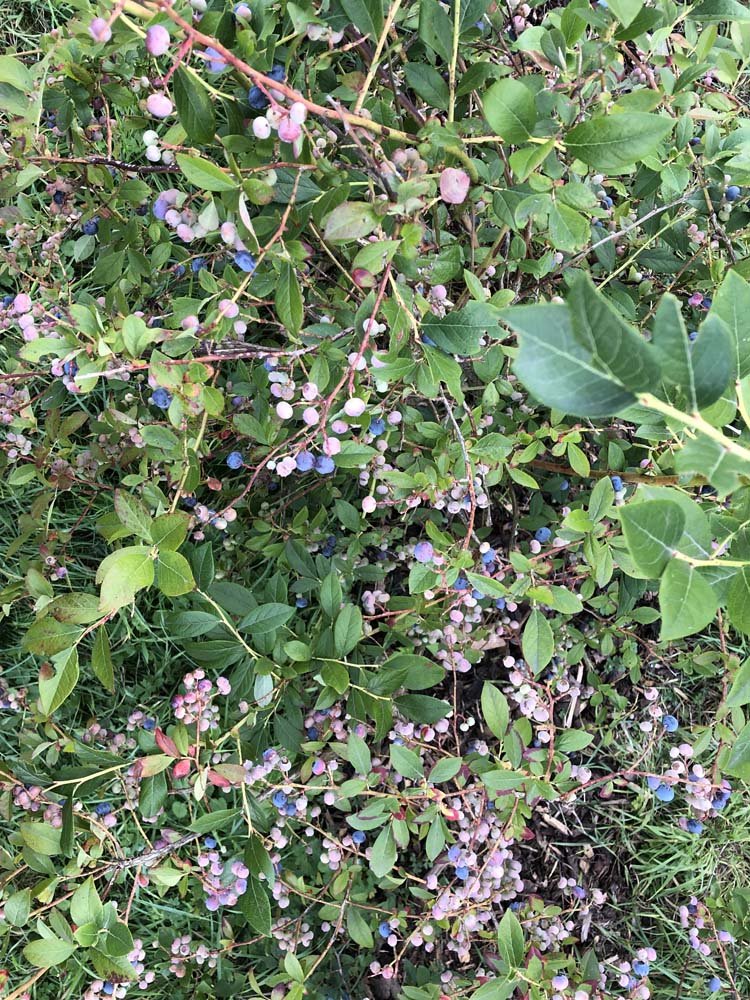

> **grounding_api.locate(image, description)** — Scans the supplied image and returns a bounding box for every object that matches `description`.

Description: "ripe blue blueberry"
[708,977,722,992]
[204,837,217,848]
[495,597,506,610]
[295,597,308,608]
[151,387,172,409]
[689,136,701,146]
[646,775,661,790]
[369,418,386,436]
[600,195,614,209]
[136,203,149,216]
[560,479,569,490]
[703,297,712,309]
[687,818,704,834]
[191,257,206,273]
[272,791,287,808]
[688,330,698,341]
[295,451,315,472]
[352,830,366,844]
[94,802,111,816]
[174,264,186,277]
[662,715,679,732]
[472,589,485,600]
[378,921,391,938]
[481,548,496,565]
[611,475,623,491]
[535,526,552,543]
[454,576,469,591]
[726,185,741,201]
[226,451,244,469]
[421,334,437,347]
[455,865,469,880]
[247,85,269,110]
[62,360,78,377]
[306,726,318,739]
[314,455,335,475]
[143,717,156,730]
[234,251,257,273]
[53,191,66,205]
[1,295,13,307]
[82,217,99,236]
[655,783,675,802]
[632,961,650,977]
[447,845,461,862]
[103,985,114,997]
[268,64,285,82]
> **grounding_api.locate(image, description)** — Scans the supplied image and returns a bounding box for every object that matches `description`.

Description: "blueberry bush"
[2,0,750,998]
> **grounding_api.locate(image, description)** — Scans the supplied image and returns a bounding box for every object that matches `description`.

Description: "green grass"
[0,0,74,51]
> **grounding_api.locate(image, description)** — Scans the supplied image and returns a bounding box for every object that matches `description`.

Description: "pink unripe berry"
[278,117,302,143]
[145,24,171,56]
[362,496,377,513]
[146,93,174,118]
[219,298,239,319]
[439,167,471,205]
[89,18,112,43]
[276,401,293,420]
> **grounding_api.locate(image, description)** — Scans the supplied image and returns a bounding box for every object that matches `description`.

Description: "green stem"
[639,393,750,466]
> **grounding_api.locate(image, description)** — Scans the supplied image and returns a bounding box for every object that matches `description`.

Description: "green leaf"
[340,0,383,39]
[728,566,750,635]
[481,682,510,739]
[526,585,583,615]
[240,875,272,935]
[710,270,750,378]
[691,315,733,408]
[334,605,363,656]
[395,694,450,723]
[606,0,643,27]
[568,274,660,393]
[548,203,588,251]
[189,808,239,834]
[726,720,750,779]
[320,571,343,618]
[121,315,155,358]
[651,293,697,407]
[390,744,424,781]
[347,906,374,947]
[45,592,101,625]
[659,561,718,640]
[422,301,501,356]
[521,609,553,673]
[91,626,115,692]
[156,550,196,597]
[20,822,62,855]
[370,824,397,878]
[240,603,295,635]
[140,771,168,817]
[151,512,189,551]
[428,757,462,783]
[23,937,77,968]
[97,546,155,612]
[324,202,379,242]
[276,261,304,335]
[619,500,685,578]
[690,0,750,21]
[675,434,747,498]
[484,79,537,144]
[505,303,636,417]
[727,659,750,708]
[114,490,152,539]
[70,877,103,927]
[565,113,674,172]
[39,647,79,715]
[5,888,31,926]
[23,617,81,656]
[404,64,449,110]
[173,67,216,144]
[346,732,372,775]
[497,907,525,968]
[176,153,238,192]
[0,55,33,92]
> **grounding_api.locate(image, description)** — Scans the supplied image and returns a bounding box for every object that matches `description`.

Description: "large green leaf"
[727,566,750,635]
[39,647,80,715]
[483,79,537,144]
[521,609,553,673]
[504,303,636,417]
[710,270,750,378]
[173,67,216,145]
[659,560,718,640]
[97,546,155,612]
[619,500,685,578]
[176,153,238,192]
[565,113,674,172]
[422,301,501,356]
[568,274,660,392]
[156,550,196,597]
